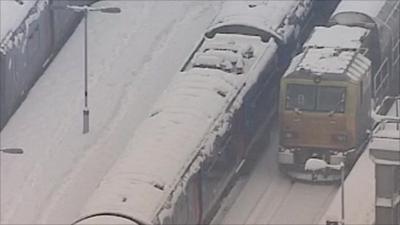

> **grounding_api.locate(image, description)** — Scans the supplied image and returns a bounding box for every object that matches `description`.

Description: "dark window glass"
[285,84,316,111]
[285,84,346,113]
[317,86,346,113]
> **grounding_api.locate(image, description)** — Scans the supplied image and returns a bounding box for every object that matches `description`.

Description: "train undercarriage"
[278,143,368,182]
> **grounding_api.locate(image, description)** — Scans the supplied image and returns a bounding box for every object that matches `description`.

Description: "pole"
[341,162,345,225]
[83,10,89,134]
[396,98,399,130]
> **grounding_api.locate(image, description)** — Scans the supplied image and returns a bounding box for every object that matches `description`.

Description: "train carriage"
[72,1,338,224]
[278,0,400,182]
[330,0,400,107]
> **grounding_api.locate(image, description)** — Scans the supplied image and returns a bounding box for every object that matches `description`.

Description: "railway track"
[212,123,338,224]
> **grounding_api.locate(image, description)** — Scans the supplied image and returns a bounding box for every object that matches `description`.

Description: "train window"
[316,86,346,113]
[285,84,346,113]
[285,84,316,111]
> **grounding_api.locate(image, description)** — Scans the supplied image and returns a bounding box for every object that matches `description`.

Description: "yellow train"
[278,0,400,182]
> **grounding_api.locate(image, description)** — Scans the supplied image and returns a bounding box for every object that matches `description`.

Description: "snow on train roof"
[304,25,369,50]
[296,48,370,79]
[283,24,371,78]
[332,0,386,21]
[79,68,243,223]
[206,0,301,41]
[0,0,38,41]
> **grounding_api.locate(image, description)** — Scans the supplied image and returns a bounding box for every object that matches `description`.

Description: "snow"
[304,158,342,171]
[206,0,306,42]
[189,33,264,75]
[304,25,368,50]
[78,69,242,223]
[0,0,37,41]
[295,47,371,77]
[0,1,221,224]
[284,24,372,78]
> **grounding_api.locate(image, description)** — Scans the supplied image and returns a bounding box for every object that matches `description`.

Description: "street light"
[62,5,121,134]
[305,158,345,225]
[0,148,24,154]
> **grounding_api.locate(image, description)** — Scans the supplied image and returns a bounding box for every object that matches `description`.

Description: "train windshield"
[285,84,346,113]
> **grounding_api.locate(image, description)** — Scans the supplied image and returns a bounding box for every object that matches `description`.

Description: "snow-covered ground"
[211,123,338,225]
[0,1,220,224]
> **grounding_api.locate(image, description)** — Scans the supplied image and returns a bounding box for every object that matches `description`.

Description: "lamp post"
[64,5,121,134]
[0,148,24,154]
[305,158,345,225]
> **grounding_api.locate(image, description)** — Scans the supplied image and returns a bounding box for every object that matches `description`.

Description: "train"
[0,0,97,130]
[71,1,339,224]
[278,0,400,182]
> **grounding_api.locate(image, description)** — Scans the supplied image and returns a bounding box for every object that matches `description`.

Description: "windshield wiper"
[328,98,345,116]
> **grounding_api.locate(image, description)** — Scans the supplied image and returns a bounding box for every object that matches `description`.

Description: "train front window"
[317,86,346,113]
[285,84,346,113]
[285,84,316,111]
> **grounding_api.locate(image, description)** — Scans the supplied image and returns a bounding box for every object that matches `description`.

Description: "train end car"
[277,0,400,182]
[278,25,373,182]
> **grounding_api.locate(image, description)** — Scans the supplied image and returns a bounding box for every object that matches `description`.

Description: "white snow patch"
[304,25,368,50]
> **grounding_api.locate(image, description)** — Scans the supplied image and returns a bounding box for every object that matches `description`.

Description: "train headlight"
[332,134,348,143]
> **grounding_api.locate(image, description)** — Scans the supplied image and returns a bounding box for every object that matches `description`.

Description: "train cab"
[278,26,373,181]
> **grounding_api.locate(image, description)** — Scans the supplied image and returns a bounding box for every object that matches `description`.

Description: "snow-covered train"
[278,0,400,182]
[72,1,338,224]
[0,0,97,130]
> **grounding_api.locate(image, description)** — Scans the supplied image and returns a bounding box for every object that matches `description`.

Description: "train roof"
[283,24,371,82]
[284,48,371,82]
[332,0,386,20]
[304,25,369,50]
[330,0,399,30]
[0,0,38,41]
[78,68,243,224]
[205,0,304,43]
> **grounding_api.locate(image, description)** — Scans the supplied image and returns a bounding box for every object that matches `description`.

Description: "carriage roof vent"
[193,48,246,74]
